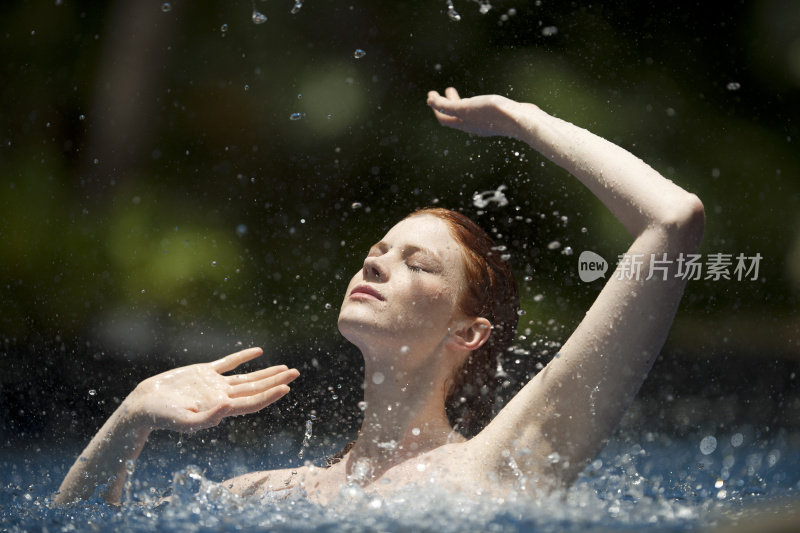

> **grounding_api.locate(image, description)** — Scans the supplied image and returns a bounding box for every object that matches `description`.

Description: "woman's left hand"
[427,87,531,139]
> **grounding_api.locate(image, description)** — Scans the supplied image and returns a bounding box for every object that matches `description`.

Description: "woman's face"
[338,215,468,360]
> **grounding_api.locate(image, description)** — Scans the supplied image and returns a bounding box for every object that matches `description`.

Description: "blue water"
[2,427,798,532]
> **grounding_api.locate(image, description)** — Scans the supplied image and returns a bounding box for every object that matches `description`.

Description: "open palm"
[128,347,299,432]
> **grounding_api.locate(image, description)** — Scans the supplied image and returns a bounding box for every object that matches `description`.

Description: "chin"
[337,312,374,349]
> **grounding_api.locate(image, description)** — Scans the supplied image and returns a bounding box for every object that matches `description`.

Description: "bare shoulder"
[223,466,306,498]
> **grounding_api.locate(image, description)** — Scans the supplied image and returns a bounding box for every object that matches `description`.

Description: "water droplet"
[211,260,217,267]
[88,389,97,396]
[731,433,744,447]
[446,3,461,21]
[351,202,362,209]
[412,427,421,436]
[353,48,366,59]
[290,0,303,14]
[726,81,741,91]
[562,246,574,256]
[372,372,385,385]
[324,303,332,310]
[400,345,410,354]
[298,418,314,458]
[357,401,367,411]
[220,23,228,35]
[236,224,247,236]
[289,112,306,121]
[547,451,561,464]
[79,114,85,121]
[542,26,558,37]
[161,2,172,13]
[252,9,267,24]
[243,84,249,91]
[699,435,717,455]
[547,240,561,250]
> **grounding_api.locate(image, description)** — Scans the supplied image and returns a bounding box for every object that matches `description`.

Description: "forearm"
[506,101,700,238]
[55,401,151,505]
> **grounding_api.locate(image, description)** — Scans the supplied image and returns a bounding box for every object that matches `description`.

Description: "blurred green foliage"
[1,0,799,442]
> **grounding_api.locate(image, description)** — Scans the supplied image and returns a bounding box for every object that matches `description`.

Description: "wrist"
[115,388,157,434]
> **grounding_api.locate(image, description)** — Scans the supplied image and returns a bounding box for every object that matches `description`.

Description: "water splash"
[475,0,493,14]
[446,0,461,21]
[444,0,493,20]
[298,416,315,459]
[252,9,267,24]
[3,432,799,532]
[472,184,509,208]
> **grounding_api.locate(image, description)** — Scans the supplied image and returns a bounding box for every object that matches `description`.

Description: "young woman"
[55,87,704,505]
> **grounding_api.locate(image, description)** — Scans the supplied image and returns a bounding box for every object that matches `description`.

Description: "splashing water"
[472,184,509,208]
[3,429,799,532]
[446,0,461,21]
[298,417,314,459]
[444,0,494,20]
[252,9,267,24]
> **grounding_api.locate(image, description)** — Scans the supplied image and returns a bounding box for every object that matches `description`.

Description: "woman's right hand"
[124,347,299,433]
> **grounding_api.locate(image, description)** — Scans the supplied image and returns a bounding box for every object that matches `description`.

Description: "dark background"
[1,0,798,463]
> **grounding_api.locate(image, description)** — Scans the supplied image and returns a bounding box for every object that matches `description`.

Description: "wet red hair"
[405,208,519,436]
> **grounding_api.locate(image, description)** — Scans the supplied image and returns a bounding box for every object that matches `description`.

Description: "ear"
[449,317,492,352]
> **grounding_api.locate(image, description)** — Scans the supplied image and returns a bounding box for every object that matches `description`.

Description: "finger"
[226,384,292,417]
[210,347,263,373]
[225,364,290,385]
[228,368,300,398]
[427,91,452,110]
[444,87,460,100]
[431,108,465,129]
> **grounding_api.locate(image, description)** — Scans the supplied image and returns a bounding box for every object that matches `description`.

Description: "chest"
[298,446,499,503]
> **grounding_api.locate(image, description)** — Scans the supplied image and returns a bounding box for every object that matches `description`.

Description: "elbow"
[660,193,705,252]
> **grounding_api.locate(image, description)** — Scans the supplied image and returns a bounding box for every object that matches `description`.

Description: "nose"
[363,255,387,282]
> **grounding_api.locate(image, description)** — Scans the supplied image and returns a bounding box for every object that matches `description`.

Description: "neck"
[344,345,463,482]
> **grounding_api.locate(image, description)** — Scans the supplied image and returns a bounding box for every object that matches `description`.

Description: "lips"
[350,284,384,301]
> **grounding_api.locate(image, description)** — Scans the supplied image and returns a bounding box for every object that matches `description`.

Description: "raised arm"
[54,347,299,504]
[427,88,704,486]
